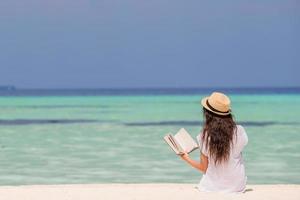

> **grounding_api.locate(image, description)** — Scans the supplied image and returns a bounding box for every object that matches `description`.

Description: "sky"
[0,0,299,88]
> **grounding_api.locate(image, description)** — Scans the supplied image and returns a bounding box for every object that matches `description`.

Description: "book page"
[163,134,181,155]
[174,128,199,153]
[170,134,184,153]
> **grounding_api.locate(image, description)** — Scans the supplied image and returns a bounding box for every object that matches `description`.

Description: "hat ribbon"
[206,99,229,114]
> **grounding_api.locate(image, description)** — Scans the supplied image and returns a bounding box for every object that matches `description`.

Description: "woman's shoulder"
[196,132,203,143]
[196,130,206,146]
[236,124,246,133]
[235,124,248,145]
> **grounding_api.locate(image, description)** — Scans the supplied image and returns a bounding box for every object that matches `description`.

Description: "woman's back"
[196,125,248,193]
[179,92,248,193]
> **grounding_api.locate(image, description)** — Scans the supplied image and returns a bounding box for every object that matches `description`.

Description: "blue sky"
[0,0,299,88]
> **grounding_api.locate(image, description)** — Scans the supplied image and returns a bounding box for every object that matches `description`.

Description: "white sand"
[0,184,299,200]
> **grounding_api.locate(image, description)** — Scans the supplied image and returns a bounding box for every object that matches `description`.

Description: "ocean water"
[0,89,299,185]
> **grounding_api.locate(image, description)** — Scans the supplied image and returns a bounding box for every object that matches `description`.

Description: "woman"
[180,92,248,193]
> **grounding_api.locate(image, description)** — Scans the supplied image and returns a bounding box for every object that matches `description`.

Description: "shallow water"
[0,94,299,185]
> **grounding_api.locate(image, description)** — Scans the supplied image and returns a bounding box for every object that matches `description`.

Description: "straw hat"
[201,92,231,116]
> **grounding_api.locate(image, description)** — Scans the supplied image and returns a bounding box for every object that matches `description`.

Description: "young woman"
[180,92,248,193]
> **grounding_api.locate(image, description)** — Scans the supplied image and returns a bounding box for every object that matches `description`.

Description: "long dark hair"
[202,107,237,165]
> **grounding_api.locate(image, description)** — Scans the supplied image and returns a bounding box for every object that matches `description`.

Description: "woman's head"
[201,92,237,165]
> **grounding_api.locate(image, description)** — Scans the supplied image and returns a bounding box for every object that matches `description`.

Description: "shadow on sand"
[243,188,254,193]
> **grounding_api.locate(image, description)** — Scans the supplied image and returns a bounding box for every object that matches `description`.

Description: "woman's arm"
[180,152,208,173]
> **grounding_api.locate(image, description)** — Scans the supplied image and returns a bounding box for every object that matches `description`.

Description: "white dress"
[195,125,248,193]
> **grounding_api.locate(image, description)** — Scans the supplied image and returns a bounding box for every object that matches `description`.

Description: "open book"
[163,128,199,155]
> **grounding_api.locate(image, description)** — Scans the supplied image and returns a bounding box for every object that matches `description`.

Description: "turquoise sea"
[0,89,299,185]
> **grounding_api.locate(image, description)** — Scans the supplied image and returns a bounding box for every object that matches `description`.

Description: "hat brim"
[201,97,231,116]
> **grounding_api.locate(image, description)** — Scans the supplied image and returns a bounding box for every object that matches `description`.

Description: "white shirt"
[195,125,248,193]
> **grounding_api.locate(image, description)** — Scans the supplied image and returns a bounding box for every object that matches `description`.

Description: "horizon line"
[7,86,300,90]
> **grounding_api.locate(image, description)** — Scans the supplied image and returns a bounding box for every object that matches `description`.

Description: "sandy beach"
[0,184,299,200]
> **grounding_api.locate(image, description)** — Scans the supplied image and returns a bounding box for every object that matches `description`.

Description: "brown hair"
[202,107,237,165]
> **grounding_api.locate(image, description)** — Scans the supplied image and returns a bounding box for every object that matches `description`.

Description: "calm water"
[0,89,299,185]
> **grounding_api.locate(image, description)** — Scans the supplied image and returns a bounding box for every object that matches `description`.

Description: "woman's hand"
[180,152,189,161]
